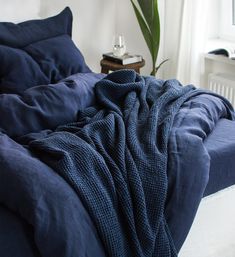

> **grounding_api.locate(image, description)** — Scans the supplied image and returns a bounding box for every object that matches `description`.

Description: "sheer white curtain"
[163,0,210,86]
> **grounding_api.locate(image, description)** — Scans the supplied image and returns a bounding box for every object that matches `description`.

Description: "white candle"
[113,35,126,57]
[118,36,122,46]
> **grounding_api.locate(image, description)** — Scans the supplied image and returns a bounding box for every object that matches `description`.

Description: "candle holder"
[112,35,126,57]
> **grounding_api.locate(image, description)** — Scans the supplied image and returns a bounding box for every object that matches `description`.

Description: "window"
[233,0,235,25]
[220,0,235,41]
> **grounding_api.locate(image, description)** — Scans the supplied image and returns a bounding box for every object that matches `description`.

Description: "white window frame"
[219,0,235,41]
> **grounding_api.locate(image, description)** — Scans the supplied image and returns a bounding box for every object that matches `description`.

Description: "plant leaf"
[130,0,153,56]
[151,0,160,64]
[131,0,162,75]
[134,0,160,66]
[136,0,154,30]
[155,58,169,73]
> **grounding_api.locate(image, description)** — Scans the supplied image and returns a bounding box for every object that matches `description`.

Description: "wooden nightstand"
[100,58,145,74]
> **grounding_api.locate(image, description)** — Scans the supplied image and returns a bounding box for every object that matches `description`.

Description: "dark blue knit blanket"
[29,70,199,257]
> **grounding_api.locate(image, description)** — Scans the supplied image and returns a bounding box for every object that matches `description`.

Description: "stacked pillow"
[0,7,91,94]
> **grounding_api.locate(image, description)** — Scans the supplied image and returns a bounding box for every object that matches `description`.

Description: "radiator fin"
[208,73,235,107]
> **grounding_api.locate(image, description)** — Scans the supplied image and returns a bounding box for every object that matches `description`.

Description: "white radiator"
[208,73,235,107]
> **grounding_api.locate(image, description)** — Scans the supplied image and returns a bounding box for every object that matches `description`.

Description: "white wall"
[0,0,166,76]
[40,0,165,77]
[1,0,230,83]
[115,0,165,77]
[0,0,40,22]
[40,0,116,73]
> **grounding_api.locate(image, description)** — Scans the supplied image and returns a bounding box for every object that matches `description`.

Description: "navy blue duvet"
[0,70,234,257]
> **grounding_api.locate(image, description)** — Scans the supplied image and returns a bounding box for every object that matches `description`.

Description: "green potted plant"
[131,0,167,76]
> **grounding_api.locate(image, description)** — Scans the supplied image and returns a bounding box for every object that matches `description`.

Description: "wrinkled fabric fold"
[0,70,233,257]
[29,70,233,257]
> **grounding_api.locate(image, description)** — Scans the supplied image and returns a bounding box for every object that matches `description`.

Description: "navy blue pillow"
[0,7,91,94]
[24,35,91,83]
[0,7,72,48]
[0,46,49,94]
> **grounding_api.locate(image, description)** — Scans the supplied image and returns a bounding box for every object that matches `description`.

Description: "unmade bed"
[179,118,235,256]
[0,7,235,257]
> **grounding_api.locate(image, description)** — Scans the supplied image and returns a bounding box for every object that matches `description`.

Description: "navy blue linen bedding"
[0,205,40,257]
[24,34,90,84]
[0,7,90,94]
[165,93,235,252]
[0,133,105,257]
[0,7,72,47]
[0,70,234,257]
[0,45,49,93]
[0,72,104,138]
[204,118,235,196]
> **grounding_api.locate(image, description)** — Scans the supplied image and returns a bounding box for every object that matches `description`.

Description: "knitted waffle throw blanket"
[30,70,197,257]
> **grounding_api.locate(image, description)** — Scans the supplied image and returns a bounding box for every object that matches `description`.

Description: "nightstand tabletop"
[100,58,145,74]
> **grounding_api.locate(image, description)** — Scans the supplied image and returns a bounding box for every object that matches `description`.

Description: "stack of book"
[103,52,143,65]
[207,39,235,59]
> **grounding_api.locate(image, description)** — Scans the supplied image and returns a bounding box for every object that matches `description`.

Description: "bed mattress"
[166,116,235,252]
[179,118,235,256]
[204,118,235,196]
